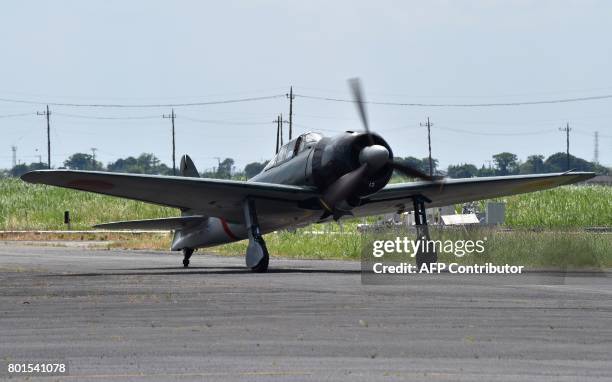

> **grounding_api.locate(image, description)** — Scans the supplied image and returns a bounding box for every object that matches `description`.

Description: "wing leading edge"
[21,170,318,224]
[353,171,596,217]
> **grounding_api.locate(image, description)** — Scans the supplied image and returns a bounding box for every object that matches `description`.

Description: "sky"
[1,0,611,172]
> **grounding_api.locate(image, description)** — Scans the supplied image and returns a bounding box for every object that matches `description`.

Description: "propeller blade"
[348,78,375,146]
[320,164,369,211]
[390,160,442,181]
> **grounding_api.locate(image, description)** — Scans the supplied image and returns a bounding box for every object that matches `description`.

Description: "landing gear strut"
[243,198,269,272]
[412,195,437,268]
[182,248,194,268]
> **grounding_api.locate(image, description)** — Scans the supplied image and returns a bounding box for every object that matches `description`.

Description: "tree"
[9,162,47,177]
[64,153,103,171]
[477,165,496,177]
[421,157,439,176]
[216,158,235,179]
[519,155,546,174]
[545,152,595,173]
[393,156,441,177]
[447,163,478,178]
[107,153,171,175]
[396,157,425,172]
[492,152,519,175]
[244,161,268,179]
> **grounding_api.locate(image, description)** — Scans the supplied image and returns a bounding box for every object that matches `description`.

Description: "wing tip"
[20,170,46,183]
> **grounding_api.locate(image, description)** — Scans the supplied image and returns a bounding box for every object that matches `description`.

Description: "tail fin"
[180,155,200,177]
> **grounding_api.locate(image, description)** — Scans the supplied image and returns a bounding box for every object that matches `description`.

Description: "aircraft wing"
[21,170,319,224]
[353,171,596,217]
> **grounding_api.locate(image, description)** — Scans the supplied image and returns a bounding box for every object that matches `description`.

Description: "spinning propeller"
[320,78,442,216]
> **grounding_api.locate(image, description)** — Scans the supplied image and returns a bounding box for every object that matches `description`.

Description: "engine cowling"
[311,131,394,211]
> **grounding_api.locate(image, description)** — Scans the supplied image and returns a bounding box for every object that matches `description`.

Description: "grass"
[481,185,612,228]
[0,178,176,230]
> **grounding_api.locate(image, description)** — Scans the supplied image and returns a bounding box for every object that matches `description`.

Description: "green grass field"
[0,178,175,230]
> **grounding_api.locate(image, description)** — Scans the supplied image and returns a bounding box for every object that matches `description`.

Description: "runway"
[0,242,611,381]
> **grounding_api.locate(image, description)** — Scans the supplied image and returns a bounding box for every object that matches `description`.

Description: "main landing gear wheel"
[412,195,437,268]
[182,248,194,268]
[243,198,270,273]
[249,238,269,273]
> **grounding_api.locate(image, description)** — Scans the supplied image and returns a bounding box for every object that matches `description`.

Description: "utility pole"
[274,116,280,154]
[420,117,434,177]
[163,109,177,175]
[594,131,599,164]
[279,113,284,145]
[11,146,17,168]
[559,123,572,171]
[286,86,294,140]
[90,147,97,169]
[213,157,221,174]
[35,148,42,164]
[36,105,51,169]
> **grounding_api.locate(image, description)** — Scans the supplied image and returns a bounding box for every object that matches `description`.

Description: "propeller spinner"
[319,78,442,219]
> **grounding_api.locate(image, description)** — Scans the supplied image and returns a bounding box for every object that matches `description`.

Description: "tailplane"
[94,216,205,230]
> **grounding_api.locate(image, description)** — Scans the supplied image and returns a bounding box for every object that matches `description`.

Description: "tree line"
[380,151,607,179]
[1,150,608,179]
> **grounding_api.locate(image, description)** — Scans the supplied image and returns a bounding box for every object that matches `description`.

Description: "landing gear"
[412,195,437,268]
[182,247,194,268]
[243,198,270,273]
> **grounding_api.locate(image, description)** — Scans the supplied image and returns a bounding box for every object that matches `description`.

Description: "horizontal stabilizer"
[94,216,206,230]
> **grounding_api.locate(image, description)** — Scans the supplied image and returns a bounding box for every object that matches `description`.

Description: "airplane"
[21,79,595,272]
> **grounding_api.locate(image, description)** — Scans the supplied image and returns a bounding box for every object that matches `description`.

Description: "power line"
[90,147,97,168]
[435,125,557,136]
[180,115,271,125]
[295,93,612,107]
[0,112,33,118]
[594,131,599,164]
[11,146,16,168]
[420,117,434,177]
[36,105,51,169]
[53,112,159,120]
[163,109,177,175]
[287,86,294,140]
[559,123,572,171]
[0,94,285,108]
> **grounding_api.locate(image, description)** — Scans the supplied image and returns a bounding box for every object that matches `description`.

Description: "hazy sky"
[1,0,610,171]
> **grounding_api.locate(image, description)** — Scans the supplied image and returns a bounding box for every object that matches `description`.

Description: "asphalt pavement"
[0,242,611,381]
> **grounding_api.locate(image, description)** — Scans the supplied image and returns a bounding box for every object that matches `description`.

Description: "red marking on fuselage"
[220,218,238,240]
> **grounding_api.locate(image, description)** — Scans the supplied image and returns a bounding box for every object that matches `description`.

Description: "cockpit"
[263,132,322,171]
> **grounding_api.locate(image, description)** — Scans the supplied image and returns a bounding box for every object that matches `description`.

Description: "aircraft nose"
[359,144,389,171]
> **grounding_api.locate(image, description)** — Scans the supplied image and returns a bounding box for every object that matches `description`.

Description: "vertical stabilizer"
[180,155,200,177]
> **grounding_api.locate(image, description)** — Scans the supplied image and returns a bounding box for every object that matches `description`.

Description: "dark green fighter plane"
[21,79,595,272]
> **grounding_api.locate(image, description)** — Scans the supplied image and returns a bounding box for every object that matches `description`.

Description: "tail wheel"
[182,248,194,268]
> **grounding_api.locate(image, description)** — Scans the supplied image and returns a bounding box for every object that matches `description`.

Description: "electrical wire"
[435,126,558,136]
[0,112,33,118]
[53,112,159,120]
[295,93,612,107]
[0,94,286,108]
[180,115,271,126]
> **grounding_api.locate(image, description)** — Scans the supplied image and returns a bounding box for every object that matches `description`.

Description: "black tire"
[416,250,437,269]
[250,254,269,273]
[249,237,269,273]
[182,248,194,268]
